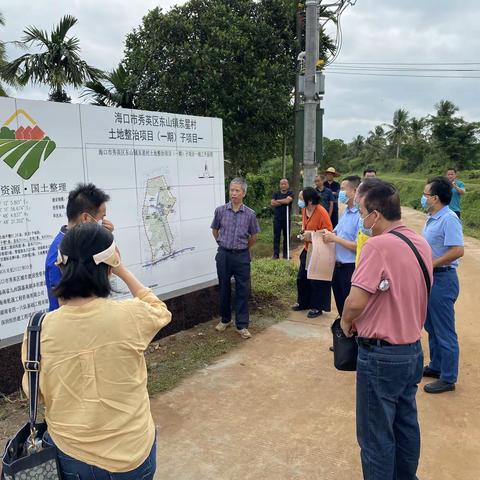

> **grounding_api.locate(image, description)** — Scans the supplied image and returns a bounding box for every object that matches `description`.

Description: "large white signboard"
[0,98,225,347]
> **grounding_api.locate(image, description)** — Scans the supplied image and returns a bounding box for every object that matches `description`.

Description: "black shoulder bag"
[1,312,61,480]
[389,230,431,294]
[331,230,431,372]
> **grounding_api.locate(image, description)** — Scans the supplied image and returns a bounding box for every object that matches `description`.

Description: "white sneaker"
[215,320,233,332]
[236,328,252,339]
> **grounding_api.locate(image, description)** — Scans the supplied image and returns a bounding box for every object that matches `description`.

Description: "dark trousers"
[331,202,339,228]
[332,262,356,316]
[44,432,156,479]
[273,216,290,258]
[216,247,251,329]
[356,341,423,480]
[424,269,460,384]
[296,249,331,311]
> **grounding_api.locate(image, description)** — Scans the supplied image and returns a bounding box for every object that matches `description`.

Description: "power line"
[328,66,480,72]
[334,61,480,66]
[324,71,480,79]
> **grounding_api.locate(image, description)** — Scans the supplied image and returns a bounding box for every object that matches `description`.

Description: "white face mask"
[86,213,103,226]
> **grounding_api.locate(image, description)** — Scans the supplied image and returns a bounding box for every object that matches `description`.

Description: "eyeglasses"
[422,193,436,197]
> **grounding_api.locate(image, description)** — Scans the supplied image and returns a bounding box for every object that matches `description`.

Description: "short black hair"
[302,187,320,205]
[53,223,113,300]
[66,183,110,222]
[363,180,401,221]
[427,176,452,205]
[363,168,377,176]
[343,175,361,189]
[357,178,383,198]
[446,167,457,173]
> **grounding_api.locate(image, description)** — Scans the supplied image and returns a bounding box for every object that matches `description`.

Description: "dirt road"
[150,207,480,479]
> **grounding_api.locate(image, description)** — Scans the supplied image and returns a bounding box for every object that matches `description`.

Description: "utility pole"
[291,2,304,215]
[302,0,320,188]
[296,0,356,188]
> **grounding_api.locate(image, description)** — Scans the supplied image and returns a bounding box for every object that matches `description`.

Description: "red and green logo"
[0,109,56,179]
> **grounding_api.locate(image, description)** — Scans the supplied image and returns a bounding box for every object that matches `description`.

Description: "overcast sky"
[2,0,480,142]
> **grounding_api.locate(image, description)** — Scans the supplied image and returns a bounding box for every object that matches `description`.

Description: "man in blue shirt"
[446,168,466,218]
[323,175,361,318]
[211,178,260,339]
[422,176,464,394]
[323,167,341,227]
[314,174,334,217]
[45,184,113,311]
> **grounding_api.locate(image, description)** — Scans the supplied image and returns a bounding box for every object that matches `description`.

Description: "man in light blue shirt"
[323,175,361,317]
[422,176,464,394]
[446,168,465,218]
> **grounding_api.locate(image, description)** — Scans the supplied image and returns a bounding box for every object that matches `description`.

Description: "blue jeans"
[356,340,423,480]
[424,269,460,384]
[43,432,156,480]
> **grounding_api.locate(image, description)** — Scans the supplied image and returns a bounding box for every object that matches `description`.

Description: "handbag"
[331,230,431,372]
[331,317,358,371]
[1,312,62,480]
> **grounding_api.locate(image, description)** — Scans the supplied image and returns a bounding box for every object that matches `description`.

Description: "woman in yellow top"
[21,222,171,479]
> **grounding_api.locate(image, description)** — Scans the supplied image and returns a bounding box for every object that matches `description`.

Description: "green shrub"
[381,174,480,238]
[251,257,297,305]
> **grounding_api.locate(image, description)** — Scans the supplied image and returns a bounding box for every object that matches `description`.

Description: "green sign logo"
[0,109,56,180]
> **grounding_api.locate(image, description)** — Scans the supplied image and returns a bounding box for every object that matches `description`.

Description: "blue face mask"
[338,190,348,204]
[420,195,428,210]
[359,211,375,237]
[298,199,305,209]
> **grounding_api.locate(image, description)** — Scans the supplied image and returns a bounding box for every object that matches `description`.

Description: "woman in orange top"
[292,187,333,318]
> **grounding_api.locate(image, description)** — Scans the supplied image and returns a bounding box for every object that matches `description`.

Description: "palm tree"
[362,126,386,162]
[385,108,410,159]
[81,64,136,108]
[2,15,103,102]
[434,99,459,118]
[0,12,8,96]
[409,117,426,143]
[429,100,459,147]
[349,134,364,157]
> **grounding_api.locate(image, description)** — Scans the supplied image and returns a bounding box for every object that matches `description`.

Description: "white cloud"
[322,0,480,140]
[2,0,479,141]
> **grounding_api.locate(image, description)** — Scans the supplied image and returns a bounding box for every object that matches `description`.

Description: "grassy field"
[378,173,480,239]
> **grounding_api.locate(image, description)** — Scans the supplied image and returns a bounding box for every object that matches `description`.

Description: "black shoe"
[307,309,322,318]
[272,255,279,260]
[291,303,304,311]
[424,380,456,394]
[423,366,440,379]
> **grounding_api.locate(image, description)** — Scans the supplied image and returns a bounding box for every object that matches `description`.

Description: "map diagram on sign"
[142,175,194,266]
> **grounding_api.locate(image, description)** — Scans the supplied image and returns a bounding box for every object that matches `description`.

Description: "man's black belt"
[433,266,455,273]
[335,262,355,268]
[219,246,249,253]
[357,337,419,348]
